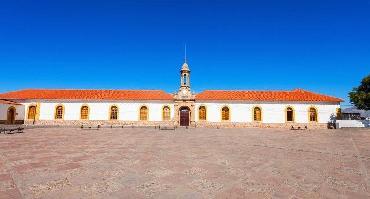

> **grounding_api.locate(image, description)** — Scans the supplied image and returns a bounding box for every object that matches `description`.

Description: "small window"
[309,107,317,122]
[140,106,148,121]
[162,106,170,121]
[221,106,230,121]
[110,106,118,120]
[55,105,64,119]
[28,105,36,120]
[253,107,262,121]
[286,107,294,122]
[81,106,89,120]
[199,106,207,121]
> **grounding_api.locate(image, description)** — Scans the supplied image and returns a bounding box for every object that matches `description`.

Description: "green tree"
[349,74,370,110]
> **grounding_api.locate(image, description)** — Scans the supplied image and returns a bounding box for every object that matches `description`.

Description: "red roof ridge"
[200,89,292,92]
[13,88,168,92]
[0,89,173,100]
[196,89,343,102]
[199,88,314,92]
[291,89,343,102]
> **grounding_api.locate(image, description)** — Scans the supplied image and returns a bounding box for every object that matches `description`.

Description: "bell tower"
[174,47,195,127]
[180,62,190,89]
[177,60,193,100]
[180,44,191,90]
[176,45,194,100]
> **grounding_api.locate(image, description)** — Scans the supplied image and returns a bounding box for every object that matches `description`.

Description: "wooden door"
[7,107,16,124]
[180,109,189,126]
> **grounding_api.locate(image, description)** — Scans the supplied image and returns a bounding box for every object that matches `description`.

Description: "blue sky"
[0,0,369,105]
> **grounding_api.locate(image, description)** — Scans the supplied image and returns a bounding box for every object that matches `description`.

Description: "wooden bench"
[290,125,308,130]
[80,125,100,130]
[158,125,176,130]
[0,127,24,134]
[109,125,126,129]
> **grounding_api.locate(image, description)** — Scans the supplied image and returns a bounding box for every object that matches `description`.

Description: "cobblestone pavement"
[0,127,369,199]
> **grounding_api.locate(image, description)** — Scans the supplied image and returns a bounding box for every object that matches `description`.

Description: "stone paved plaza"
[0,127,369,199]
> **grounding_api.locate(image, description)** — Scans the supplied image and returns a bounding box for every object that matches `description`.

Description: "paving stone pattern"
[0,127,369,198]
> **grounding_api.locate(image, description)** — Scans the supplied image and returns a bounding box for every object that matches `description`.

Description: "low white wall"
[23,100,174,121]
[195,101,339,123]
[336,120,370,128]
[0,103,25,121]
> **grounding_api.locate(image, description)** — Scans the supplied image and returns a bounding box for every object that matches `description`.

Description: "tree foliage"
[349,74,370,110]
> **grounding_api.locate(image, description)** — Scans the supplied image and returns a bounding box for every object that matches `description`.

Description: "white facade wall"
[19,100,340,124]
[23,101,175,121]
[0,103,25,121]
[195,101,340,123]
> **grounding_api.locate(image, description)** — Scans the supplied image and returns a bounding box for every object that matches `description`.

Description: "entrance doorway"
[7,107,16,125]
[179,106,190,126]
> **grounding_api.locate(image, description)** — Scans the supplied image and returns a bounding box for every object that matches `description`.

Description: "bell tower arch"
[180,62,190,88]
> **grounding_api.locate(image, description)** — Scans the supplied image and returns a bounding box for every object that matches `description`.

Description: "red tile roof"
[0,89,342,103]
[0,89,174,101]
[0,99,21,105]
[195,89,343,102]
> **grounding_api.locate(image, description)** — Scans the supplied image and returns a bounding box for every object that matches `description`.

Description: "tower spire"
[184,43,187,63]
[181,43,190,71]
[176,44,193,101]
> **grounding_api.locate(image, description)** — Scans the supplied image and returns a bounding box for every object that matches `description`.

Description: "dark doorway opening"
[7,107,16,125]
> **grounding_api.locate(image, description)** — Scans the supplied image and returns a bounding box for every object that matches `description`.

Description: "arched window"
[110,106,118,120]
[199,106,207,121]
[81,106,89,120]
[286,107,294,122]
[336,108,341,119]
[28,105,36,120]
[183,74,187,85]
[253,107,262,121]
[55,105,64,119]
[162,106,170,121]
[221,106,230,121]
[309,107,318,122]
[140,106,148,121]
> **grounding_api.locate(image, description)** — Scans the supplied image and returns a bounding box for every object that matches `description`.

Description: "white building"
[0,61,342,128]
[0,99,24,125]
